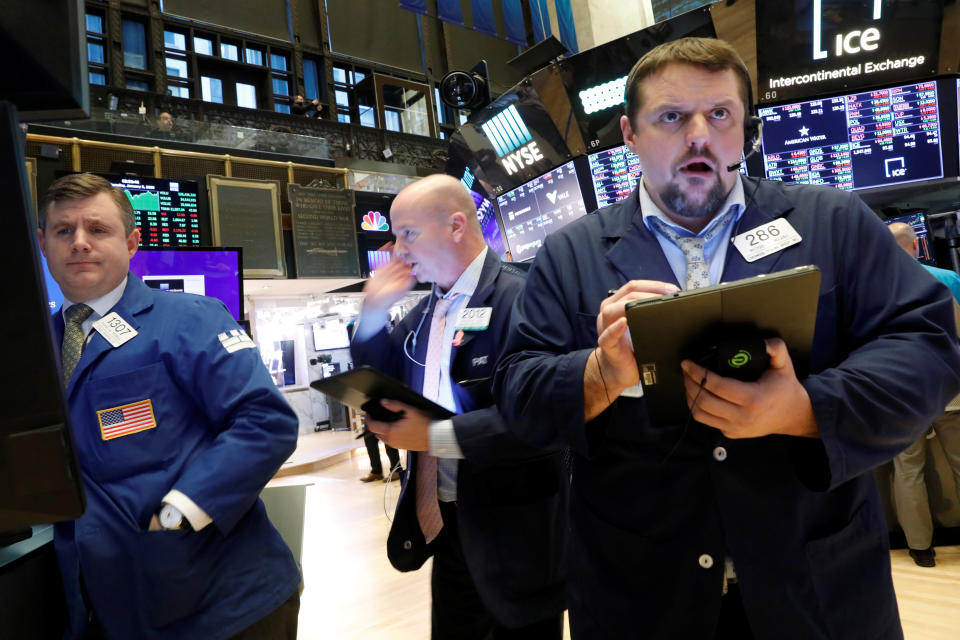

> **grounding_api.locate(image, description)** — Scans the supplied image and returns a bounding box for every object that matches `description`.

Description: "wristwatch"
[157,503,189,530]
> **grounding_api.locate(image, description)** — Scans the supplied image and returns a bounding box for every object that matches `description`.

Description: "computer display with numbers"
[104,175,203,247]
[758,81,944,191]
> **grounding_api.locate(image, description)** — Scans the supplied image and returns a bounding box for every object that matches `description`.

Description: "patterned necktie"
[61,303,94,386]
[416,294,457,543]
[648,206,739,290]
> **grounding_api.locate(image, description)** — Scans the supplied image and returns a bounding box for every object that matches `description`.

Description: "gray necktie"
[648,206,738,290]
[62,304,94,386]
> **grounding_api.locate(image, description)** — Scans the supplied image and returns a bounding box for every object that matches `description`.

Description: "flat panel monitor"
[588,144,643,209]
[103,174,204,247]
[366,249,392,276]
[355,191,394,236]
[558,6,714,151]
[1,101,85,533]
[758,81,945,191]
[313,316,351,351]
[496,160,589,262]
[460,166,507,257]
[0,0,89,120]
[128,247,244,321]
[884,212,936,266]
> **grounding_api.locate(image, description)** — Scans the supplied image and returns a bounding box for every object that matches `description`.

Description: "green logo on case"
[728,350,751,368]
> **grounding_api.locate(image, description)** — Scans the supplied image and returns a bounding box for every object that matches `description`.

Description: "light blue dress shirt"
[639,176,747,288]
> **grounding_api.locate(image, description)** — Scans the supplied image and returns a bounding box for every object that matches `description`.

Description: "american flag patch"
[97,399,157,441]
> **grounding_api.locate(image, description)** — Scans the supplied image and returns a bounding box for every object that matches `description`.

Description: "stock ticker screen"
[106,175,202,247]
[758,81,944,191]
[496,160,588,262]
[588,144,643,209]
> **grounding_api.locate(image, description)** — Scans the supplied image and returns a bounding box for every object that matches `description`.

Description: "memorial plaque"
[288,184,360,278]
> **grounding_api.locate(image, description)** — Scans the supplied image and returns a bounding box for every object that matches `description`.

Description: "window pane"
[354,71,366,84]
[86,14,103,34]
[194,37,213,56]
[122,20,148,70]
[269,53,287,71]
[87,42,104,65]
[237,83,257,109]
[359,105,376,128]
[201,76,223,103]
[335,90,350,107]
[220,43,239,61]
[245,48,263,65]
[303,59,319,101]
[164,31,186,51]
[274,104,291,114]
[168,85,190,98]
[333,67,347,85]
[272,77,289,96]
[434,87,445,124]
[89,71,106,85]
[126,80,149,91]
[166,57,188,78]
[384,109,401,132]
[337,112,351,123]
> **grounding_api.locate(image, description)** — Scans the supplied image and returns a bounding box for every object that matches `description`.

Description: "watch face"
[159,504,183,529]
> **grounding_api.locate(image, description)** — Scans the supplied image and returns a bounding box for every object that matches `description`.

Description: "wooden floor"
[271,433,960,639]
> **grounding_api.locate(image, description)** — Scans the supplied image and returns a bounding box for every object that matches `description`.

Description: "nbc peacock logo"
[362,210,390,232]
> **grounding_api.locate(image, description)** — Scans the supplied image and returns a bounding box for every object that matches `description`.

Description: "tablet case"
[624,265,821,426]
[310,365,454,422]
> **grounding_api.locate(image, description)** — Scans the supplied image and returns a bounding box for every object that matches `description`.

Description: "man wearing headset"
[350,174,566,639]
[493,38,960,639]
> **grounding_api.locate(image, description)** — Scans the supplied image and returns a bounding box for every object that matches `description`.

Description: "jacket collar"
[602,177,799,284]
[64,273,153,397]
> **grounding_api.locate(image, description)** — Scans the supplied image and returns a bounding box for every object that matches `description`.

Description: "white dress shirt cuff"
[162,489,213,531]
[429,419,464,459]
[353,307,391,342]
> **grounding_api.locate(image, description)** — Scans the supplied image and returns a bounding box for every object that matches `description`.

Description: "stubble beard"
[659,173,728,221]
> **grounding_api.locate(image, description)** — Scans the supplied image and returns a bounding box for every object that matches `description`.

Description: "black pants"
[364,430,400,475]
[432,501,563,640]
[82,587,300,640]
[714,583,754,640]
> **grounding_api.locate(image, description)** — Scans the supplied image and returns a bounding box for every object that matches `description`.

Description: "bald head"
[393,174,482,233]
[888,222,919,258]
[389,174,488,290]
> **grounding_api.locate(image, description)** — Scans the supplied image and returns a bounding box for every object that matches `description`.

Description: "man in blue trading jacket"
[493,38,960,639]
[351,174,566,639]
[38,173,301,640]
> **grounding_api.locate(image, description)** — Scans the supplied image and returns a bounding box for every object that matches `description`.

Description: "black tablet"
[624,265,821,426]
[310,365,454,422]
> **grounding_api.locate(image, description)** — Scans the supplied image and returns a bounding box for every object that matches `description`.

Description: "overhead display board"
[758,80,946,191]
[756,1,942,104]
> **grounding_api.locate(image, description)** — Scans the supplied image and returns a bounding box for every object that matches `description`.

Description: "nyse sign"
[500,141,545,176]
[756,1,941,104]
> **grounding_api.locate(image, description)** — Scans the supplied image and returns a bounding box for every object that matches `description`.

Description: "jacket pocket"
[135,527,219,629]
[804,503,898,639]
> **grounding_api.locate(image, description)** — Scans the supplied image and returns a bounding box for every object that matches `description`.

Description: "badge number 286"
[733,218,802,263]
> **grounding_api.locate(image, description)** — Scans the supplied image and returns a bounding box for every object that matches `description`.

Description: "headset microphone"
[727,116,764,172]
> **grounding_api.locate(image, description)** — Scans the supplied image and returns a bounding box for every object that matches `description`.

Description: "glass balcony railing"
[49,107,330,159]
